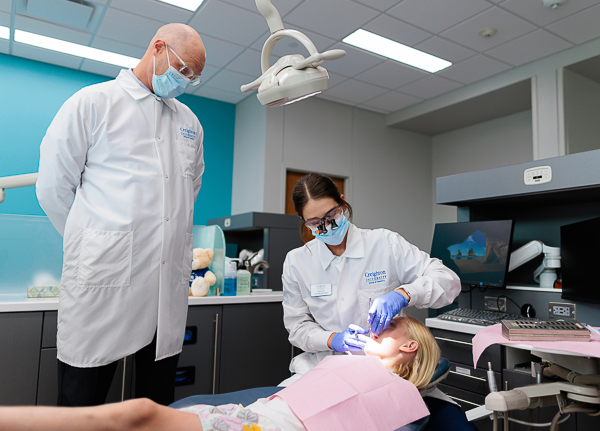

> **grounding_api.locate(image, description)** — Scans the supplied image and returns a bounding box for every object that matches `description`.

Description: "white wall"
[563,69,600,155]
[233,96,434,250]
[431,110,534,228]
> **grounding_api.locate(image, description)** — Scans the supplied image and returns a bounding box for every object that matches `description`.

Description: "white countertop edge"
[0,292,283,312]
[425,317,485,335]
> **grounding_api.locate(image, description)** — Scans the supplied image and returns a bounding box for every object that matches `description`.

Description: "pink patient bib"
[273,355,429,431]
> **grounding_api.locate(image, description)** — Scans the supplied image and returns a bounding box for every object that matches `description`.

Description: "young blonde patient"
[0,316,440,431]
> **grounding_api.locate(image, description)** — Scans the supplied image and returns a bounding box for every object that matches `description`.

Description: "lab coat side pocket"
[175,140,196,179]
[77,229,133,288]
[183,233,193,285]
[357,282,400,328]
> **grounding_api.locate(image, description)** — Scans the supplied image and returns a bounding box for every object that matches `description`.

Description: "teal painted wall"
[0,53,235,226]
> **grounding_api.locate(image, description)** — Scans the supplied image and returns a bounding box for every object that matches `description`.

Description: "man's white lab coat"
[36,70,204,367]
[281,224,460,378]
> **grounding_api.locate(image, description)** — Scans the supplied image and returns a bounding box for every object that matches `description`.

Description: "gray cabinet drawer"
[445,361,500,396]
[431,328,504,372]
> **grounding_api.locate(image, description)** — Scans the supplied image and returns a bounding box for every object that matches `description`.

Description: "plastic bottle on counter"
[236,261,251,296]
[223,260,237,296]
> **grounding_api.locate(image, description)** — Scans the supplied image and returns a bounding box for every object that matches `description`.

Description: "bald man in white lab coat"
[36,23,206,407]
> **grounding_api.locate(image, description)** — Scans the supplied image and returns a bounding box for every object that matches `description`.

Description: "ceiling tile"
[387,0,491,34]
[193,63,219,83]
[188,1,266,47]
[546,3,600,44]
[327,72,349,88]
[222,0,302,16]
[316,91,357,106]
[14,15,91,45]
[323,78,388,105]
[0,9,9,25]
[0,0,11,13]
[353,0,401,12]
[354,60,428,90]
[501,0,600,26]
[12,42,84,69]
[96,7,162,49]
[318,43,385,78]
[195,85,248,104]
[91,36,146,59]
[363,14,432,46]
[284,0,379,40]
[486,29,573,66]
[361,91,423,113]
[79,59,123,78]
[225,48,262,77]
[251,25,336,56]
[440,7,537,51]
[397,75,462,99]
[0,40,8,54]
[414,36,476,63]
[110,0,193,24]
[438,54,511,84]
[200,34,245,68]
[204,68,256,94]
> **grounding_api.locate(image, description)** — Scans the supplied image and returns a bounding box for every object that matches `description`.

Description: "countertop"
[0,291,283,313]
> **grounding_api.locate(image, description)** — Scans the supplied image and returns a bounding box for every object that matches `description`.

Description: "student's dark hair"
[292,173,353,240]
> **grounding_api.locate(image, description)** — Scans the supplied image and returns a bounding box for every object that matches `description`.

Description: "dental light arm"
[241,0,346,107]
[0,172,38,203]
[508,240,561,288]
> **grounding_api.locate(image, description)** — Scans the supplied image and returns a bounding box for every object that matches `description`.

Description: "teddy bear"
[189,247,217,297]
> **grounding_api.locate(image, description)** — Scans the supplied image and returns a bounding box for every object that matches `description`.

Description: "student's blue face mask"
[309,212,350,246]
[152,46,190,99]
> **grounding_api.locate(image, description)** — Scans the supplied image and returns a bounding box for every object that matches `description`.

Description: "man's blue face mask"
[152,46,190,99]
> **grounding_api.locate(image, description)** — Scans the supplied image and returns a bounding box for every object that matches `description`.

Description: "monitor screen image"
[560,216,600,304]
[430,220,514,288]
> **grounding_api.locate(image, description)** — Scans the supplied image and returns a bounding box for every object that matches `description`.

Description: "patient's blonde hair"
[391,315,440,390]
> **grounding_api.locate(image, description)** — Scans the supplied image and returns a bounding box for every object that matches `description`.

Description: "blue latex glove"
[368,291,409,336]
[331,324,369,353]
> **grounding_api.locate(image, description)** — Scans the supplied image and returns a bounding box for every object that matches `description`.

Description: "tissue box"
[27,285,60,298]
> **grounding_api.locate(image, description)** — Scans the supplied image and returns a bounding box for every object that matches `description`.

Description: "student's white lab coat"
[281,223,460,379]
[36,70,204,367]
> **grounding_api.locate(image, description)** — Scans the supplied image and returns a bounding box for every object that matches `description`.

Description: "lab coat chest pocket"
[175,140,196,178]
[77,229,133,288]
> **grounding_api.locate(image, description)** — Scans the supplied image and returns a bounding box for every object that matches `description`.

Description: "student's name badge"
[311,283,332,297]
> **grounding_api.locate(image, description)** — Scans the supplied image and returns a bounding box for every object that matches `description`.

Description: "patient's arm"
[0,398,202,431]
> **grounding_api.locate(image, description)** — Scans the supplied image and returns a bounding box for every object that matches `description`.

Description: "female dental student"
[281,172,460,384]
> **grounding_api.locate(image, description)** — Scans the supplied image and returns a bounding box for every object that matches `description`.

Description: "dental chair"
[170,357,477,431]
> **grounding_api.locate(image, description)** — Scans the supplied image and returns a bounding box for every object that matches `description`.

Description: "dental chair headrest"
[419,357,450,396]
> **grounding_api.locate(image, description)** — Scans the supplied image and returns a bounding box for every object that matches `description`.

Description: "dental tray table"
[501,320,590,342]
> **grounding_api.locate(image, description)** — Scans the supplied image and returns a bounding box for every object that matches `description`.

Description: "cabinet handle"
[121,357,127,402]
[445,394,481,408]
[434,336,472,346]
[449,370,487,382]
[212,313,219,395]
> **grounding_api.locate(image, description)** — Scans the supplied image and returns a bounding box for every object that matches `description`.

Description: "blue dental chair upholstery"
[170,358,476,431]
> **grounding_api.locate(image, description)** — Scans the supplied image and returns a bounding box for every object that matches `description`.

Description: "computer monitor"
[430,220,514,289]
[560,216,600,304]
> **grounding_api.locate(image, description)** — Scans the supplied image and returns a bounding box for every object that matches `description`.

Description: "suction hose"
[543,363,600,385]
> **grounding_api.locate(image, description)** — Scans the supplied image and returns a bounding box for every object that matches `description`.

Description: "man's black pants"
[57,332,179,406]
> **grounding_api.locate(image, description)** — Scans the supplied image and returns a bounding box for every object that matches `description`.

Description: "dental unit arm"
[508,240,561,289]
[240,0,346,107]
[0,172,38,203]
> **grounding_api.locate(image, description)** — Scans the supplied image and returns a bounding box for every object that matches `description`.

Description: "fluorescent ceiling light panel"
[14,30,140,68]
[0,26,9,40]
[343,29,452,73]
[157,0,204,11]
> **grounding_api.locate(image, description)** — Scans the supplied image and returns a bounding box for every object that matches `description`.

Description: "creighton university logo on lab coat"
[365,270,387,284]
[180,127,196,140]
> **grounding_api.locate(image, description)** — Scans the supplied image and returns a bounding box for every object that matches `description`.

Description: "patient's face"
[364,316,410,365]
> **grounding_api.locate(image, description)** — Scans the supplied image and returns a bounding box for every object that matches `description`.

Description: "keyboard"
[437,308,538,326]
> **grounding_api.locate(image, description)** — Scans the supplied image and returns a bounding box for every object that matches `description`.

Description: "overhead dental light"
[508,240,561,289]
[240,0,346,107]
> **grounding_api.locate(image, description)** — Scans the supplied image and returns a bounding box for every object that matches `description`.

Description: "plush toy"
[189,247,217,297]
